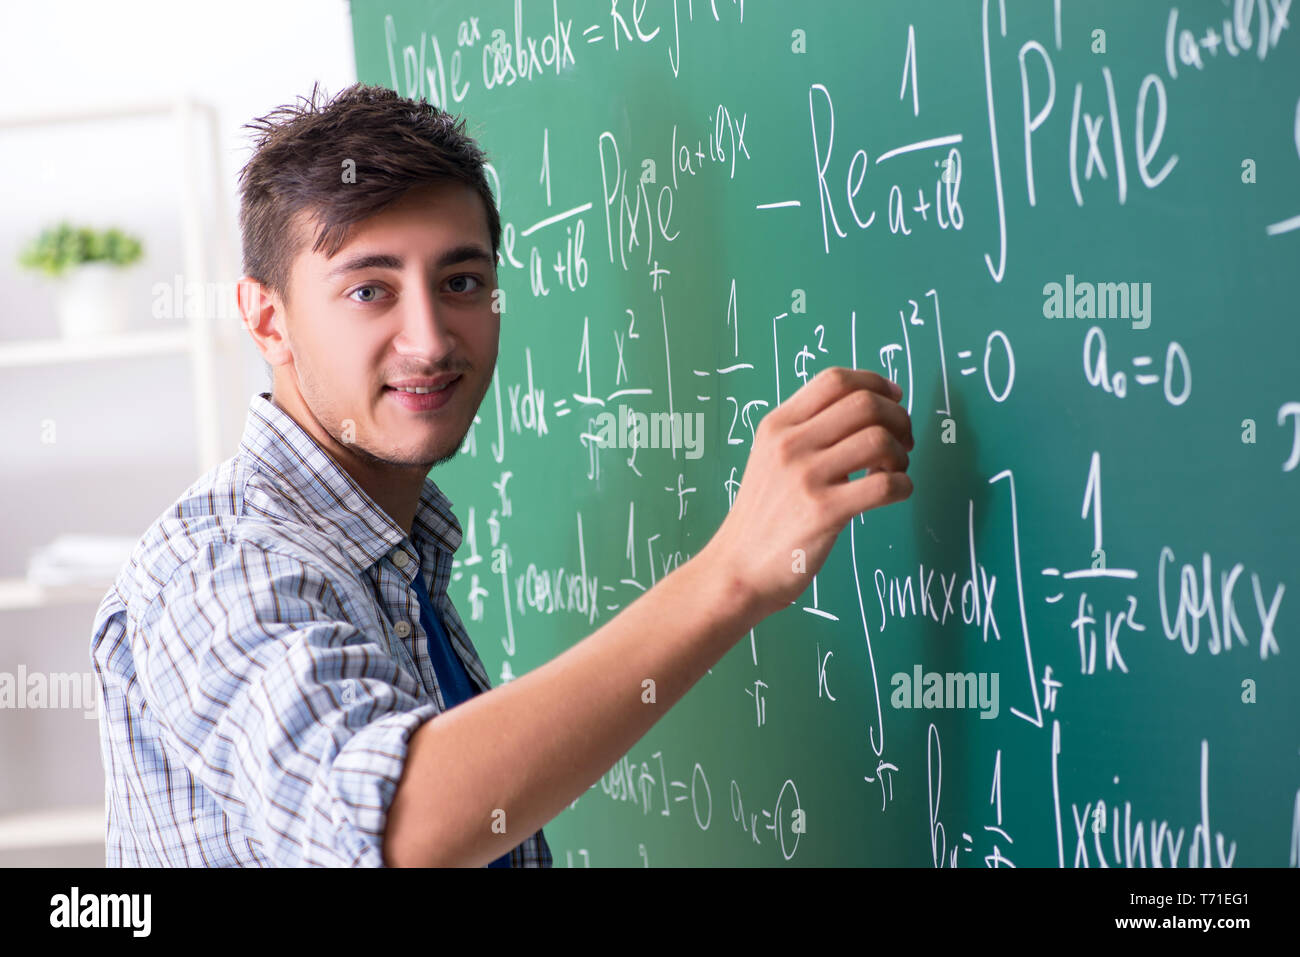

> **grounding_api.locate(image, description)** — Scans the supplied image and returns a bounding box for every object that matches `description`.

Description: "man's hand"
[703,366,914,620]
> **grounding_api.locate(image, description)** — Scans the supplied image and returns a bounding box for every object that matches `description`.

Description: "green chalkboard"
[349,0,1300,866]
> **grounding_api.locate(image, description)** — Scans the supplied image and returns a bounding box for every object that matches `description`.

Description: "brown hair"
[237,82,499,305]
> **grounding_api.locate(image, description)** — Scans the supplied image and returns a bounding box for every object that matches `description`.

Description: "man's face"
[275,182,499,471]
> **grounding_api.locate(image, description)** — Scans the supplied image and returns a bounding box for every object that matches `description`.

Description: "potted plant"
[18,221,145,339]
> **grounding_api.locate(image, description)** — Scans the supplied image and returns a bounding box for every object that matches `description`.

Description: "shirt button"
[394,621,412,638]
[391,550,410,568]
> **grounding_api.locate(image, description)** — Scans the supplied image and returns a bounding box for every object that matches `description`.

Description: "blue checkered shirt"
[90,391,551,867]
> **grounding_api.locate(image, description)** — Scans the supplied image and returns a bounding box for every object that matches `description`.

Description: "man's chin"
[389,445,460,470]
[420,446,461,470]
[371,419,469,468]
[339,434,462,472]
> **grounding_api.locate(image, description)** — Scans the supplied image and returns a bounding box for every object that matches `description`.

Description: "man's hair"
[237,82,500,305]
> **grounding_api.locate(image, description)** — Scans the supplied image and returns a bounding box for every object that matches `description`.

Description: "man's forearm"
[383,543,765,867]
[384,366,915,867]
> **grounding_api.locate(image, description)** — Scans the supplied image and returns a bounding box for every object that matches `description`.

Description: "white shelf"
[0,577,111,612]
[1,94,240,473]
[0,804,104,850]
[0,328,191,368]
[0,96,239,849]
[0,99,216,130]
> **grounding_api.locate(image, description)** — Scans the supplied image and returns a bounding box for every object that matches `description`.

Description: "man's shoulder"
[101,454,356,623]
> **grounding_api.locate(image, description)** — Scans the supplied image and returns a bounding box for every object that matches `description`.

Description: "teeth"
[394,380,452,394]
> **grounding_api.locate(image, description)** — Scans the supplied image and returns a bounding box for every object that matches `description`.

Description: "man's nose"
[394,283,456,358]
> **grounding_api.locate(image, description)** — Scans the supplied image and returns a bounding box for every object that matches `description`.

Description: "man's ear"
[238,277,292,368]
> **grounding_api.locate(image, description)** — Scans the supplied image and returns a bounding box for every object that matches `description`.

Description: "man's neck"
[269,389,424,536]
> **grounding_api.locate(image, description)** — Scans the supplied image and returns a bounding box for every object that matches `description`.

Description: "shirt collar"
[238,392,462,574]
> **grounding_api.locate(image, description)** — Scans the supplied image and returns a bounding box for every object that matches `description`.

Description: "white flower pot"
[53,262,132,339]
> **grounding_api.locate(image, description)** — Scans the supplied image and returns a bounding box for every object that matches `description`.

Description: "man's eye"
[349,285,389,304]
[447,275,483,294]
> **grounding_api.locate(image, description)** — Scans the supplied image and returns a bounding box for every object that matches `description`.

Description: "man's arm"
[384,366,913,867]
[128,533,444,867]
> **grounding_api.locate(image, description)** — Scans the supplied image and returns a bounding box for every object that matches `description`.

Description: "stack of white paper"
[26,534,137,587]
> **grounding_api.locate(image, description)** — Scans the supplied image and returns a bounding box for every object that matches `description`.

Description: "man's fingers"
[769,366,900,431]
[812,425,909,483]
[794,385,914,455]
[828,468,914,524]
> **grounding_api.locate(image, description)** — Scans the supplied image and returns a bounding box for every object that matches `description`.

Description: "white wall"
[0,0,359,865]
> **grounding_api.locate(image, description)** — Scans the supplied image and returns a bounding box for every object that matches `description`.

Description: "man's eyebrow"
[325,244,494,280]
[434,243,495,270]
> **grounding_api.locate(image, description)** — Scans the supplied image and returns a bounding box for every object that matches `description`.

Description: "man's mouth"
[384,375,461,410]
[387,379,458,395]
[386,371,461,392]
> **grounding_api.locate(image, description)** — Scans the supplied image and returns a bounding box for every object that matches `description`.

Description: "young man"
[90,83,914,867]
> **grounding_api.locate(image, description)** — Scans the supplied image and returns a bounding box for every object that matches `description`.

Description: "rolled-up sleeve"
[133,538,436,867]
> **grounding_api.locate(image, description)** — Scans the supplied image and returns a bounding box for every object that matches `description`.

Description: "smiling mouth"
[384,376,461,395]
[384,375,462,410]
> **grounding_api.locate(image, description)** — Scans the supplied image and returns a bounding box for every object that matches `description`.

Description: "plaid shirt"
[90,391,551,867]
